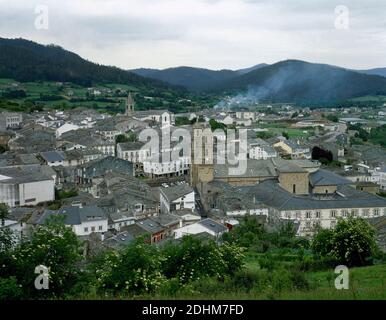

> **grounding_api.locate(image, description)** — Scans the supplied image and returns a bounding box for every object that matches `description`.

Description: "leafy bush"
[0,277,23,300]
[161,236,244,283]
[94,240,165,295]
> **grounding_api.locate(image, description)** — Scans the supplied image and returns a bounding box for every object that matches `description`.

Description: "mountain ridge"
[2,38,386,104]
[0,37,173,89]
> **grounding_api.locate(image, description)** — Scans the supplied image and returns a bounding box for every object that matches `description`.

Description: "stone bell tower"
[190,122,214,193]
[125,92,135,116]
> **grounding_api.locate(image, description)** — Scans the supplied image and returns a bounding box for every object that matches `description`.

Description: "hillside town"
[1,93,386,253]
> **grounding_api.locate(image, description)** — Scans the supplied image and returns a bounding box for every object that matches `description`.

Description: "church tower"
[125,92,135,116]
[190,122,214,192]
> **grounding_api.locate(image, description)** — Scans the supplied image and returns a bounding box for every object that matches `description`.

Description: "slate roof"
[0,166,54,184]
[117,141,146,151]
[104,231,135,247]
[37,205,107,225]
[309,169,352,187]
[276,161,307,173]
[122,223,149,238]
[208,180,266,212]
[136,218,165,234]
[198,218,227,234]
[150,214,180,227]
[250,179,386,211]
[160,184,194,202]
[40,151,65,163]
[214,159,277,178]
[0,153,40,167]
[79,156,134,178]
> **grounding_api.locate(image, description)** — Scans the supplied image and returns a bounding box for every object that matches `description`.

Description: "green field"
[257,122,314,138]
[0,78,212,114]
[351,95,386,102]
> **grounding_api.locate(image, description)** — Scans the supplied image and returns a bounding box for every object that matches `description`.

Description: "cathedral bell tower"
[190,122,214,192]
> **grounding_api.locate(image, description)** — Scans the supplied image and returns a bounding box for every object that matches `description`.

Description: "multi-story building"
[0,112,23,130]
[251,171,386,237]
[0,166,55,207]
[249,144,278,160]
[143,152,190,179]
[116,141,150,163]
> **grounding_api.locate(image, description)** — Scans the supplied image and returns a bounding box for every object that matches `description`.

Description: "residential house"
[160,183,195,214]
[37,205,108,236]
[40,151,65,167]
[273,139,311,159]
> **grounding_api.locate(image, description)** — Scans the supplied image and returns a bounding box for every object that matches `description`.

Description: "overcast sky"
[1,0,386,70]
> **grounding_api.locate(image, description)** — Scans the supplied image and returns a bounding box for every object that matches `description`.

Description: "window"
[373,209,380,216]
[315,211,321,219]
[331,221,336,228]
[306,211,311,219]
[98,226,103,231]
[84,227,88,232]
[305,221,311,229]
[330,210,336,218]
[296,211,301,219]
[91,226,95,232]
[341,210,348,217]
[363,209,370,217]
[293,184,296,194]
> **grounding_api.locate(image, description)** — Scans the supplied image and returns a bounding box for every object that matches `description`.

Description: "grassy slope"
[147,264,386,301]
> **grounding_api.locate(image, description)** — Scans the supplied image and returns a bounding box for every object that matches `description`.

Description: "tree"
[311,228,334,257]
[209,119,227,132]
[115,134,129,144]
[256,131,274,139]
[331,218,377,266]
[175,116,191,126]
[291,112,299,119]
[312,146,333,163]
[223,216,265,248]
[115,133,137,144]
[11,215,81,298]
[326,114,339,122]
[312,218,377,267]
[282,131,290,140]
[0,203,9,227]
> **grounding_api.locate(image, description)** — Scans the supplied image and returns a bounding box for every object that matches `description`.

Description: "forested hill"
[0,38,171,88]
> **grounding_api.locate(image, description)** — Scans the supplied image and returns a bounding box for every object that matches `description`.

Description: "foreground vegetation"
[0,207,385,300]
